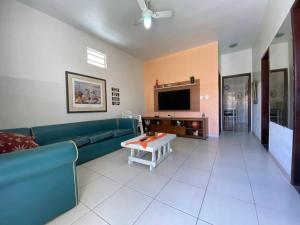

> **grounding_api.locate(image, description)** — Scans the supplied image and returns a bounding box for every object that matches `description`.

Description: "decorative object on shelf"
[191,121,200,129]
[193,130,199,136]
[252,81,258,104]
[190,76,195,84]
[145,120,151,126]
[122,110,144,134]
[202,112,206,118]
[176,121,181,126]
[146,131,156,137]
[65,71,107,113]
[112,87,120,106]
[155,79,159,88]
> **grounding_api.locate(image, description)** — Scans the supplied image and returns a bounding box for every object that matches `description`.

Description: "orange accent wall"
[144,42,219,137]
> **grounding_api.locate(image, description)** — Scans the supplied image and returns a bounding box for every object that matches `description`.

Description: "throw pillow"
[0,132,39,154]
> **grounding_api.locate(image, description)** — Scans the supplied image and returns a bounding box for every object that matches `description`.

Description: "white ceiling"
[17,0,269,60]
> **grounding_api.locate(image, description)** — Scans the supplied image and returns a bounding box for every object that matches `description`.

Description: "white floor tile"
[256,205,300,225]
[135,200,197,225]
[251,182,300,213]
[156,180,205,217]
[46,203,89,225]
[127,172,169,197]
[76,166,101,188]
[72,211,108,225]
[196,219,211,225]
[79,176,122,209]
[99,164,142,184]
[207,171,253,203]
[199,191,258,225]
[173,166,210,188]
[184,154,215,172]
[150,161,179,178]
[94,187,152,225]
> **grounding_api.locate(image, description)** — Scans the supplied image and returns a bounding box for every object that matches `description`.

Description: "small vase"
[155,80,159,88]
[190,76,195,84]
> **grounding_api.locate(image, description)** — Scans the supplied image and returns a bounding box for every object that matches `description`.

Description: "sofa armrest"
[0,141,78,187]
[118,118,138,135]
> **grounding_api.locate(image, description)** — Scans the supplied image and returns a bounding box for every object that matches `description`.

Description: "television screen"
[158,89,190,110]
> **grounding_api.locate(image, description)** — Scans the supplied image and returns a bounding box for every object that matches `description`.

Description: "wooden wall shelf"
[154,82,196,90]
[143,117,208,140]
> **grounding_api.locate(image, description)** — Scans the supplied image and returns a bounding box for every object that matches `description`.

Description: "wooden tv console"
[142,117,208,140]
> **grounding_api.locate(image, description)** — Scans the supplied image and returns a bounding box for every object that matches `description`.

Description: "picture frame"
[65,71,107,113]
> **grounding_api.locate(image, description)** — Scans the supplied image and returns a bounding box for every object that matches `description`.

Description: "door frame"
[261,50,270,150]
[222,73,251,132]
[291,0,300,187]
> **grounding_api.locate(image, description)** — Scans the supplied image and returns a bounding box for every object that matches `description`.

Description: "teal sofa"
[0,139,78,225]
[0,118,137,225]
[31,118,137,164]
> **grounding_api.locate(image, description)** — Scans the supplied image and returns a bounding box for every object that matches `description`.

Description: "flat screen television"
[158,89,190,110]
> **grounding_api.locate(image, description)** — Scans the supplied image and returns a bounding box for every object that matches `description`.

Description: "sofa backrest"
[32,119,118,145]
[0,128,32,137]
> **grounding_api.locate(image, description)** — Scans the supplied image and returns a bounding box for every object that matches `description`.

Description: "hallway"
[50,133,300,225]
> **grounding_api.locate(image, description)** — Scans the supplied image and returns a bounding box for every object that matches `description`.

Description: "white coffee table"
[121,133,176,171]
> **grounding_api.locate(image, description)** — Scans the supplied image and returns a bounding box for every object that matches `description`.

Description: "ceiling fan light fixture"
[144,15,152,29]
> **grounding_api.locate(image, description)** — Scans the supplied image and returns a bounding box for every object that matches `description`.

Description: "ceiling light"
[144,15,152,29]
[229,43,238,48]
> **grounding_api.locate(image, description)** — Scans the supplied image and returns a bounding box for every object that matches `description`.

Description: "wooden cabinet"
[143,117,208,140]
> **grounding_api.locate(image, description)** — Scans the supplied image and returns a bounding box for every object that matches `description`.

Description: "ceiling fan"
[136,0,173,29]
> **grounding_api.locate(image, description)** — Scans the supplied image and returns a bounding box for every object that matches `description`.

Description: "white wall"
[269,122,293,177]
[270,42,289,70]
[0,0,144,129]
[221,49,252,77]
[252,0,295,178]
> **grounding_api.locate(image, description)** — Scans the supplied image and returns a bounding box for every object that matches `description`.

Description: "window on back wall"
[87,47,107,68]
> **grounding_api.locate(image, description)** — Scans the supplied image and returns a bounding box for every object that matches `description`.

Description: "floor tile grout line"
[155,198,199,218]
[196,140,218,223]
[238,133,261,225]
[91,208,113,225]
[132,143,198,225]
[65,204,91,225]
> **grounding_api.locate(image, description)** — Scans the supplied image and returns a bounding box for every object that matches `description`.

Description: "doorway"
[222,74,251,132]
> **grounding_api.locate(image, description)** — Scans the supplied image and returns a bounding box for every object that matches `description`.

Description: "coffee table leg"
[167,143,173,153]
[128,148,134,165]
[150,150,156,171]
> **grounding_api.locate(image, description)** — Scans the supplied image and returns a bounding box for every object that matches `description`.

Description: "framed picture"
[65,71,107,113]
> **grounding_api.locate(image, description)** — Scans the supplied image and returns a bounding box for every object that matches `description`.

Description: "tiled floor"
[47,132,300,225]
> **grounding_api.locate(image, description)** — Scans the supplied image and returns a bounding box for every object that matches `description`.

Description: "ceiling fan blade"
[137,0,148,12]
[152,10,173,19]
[133,18,144,26]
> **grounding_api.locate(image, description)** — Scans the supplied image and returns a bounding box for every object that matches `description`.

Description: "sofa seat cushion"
[71,136,90,147]
[0,132,39,154]
[113,129,133,137]
[89,131,114,144]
